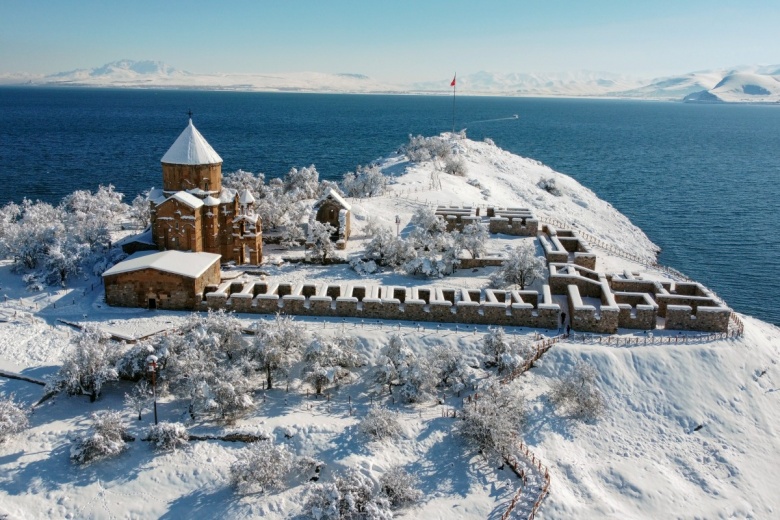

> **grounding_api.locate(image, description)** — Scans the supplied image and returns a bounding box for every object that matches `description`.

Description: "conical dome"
[161,119,222,165]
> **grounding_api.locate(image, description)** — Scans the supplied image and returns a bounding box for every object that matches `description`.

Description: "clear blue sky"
[1,0,778,81]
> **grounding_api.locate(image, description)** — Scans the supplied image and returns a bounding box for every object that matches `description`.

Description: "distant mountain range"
[2,59,779,103]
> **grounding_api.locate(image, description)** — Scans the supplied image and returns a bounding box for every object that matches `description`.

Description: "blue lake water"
[0,87,778,326]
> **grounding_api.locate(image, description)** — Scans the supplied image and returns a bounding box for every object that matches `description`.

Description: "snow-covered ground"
[1,136,779,519]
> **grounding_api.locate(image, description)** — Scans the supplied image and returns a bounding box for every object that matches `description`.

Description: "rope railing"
[501,437,551,520]
[568,329,742,346]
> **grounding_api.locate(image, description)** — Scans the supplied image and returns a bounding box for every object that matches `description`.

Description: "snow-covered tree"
[490,242,545,290]
[284,165,321,199]
[47,325,118,402]
[405,134,452,165]
[444,156,468,176]
[308,220,338,264]
[0,394,29,442]
[304,468,392,520]
[71,411,132,465]
[303,337,363,394]
[428,344,475,393]
[147,421,189,452]
[374,335,415,392]
[379,466,422,508]
[342,164,388,198]
[358,407,403,441]
[457,222,488,259]
[250,314,307,389]
[458,380,525,459]
[363,225,415,268]
[124,380,151,420]
[116,341,159,381]
[230,439,296,494]
[163,312,254,420]
[549,361,605,421]
[374,335,432,403]
[223,169,266,198]
[407,207,447,247]
[129,192,152,229]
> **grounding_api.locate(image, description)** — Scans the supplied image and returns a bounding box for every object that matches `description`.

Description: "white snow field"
[1,135,779,519]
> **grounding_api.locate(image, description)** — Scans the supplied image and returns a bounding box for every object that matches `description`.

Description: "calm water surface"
[0,88,778,325]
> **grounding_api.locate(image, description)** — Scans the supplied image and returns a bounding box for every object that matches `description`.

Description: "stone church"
[148,118,262,264]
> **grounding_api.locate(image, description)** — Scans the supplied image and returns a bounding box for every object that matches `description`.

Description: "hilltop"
[0,135,779,519]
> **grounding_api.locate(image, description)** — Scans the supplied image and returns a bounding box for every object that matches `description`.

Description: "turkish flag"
[450,75,456,87]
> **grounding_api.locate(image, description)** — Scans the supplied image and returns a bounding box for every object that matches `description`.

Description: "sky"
[1,0,778,82]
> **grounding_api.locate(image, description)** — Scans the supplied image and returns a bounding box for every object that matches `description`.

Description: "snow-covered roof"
[102,250,221,278]
[219,187,237,203]
[239,188,256,205]
[315,188,351,211]
[148,187,166,205]
[167,191,204,209]
[203,195,221,206]
[161,119,223,165]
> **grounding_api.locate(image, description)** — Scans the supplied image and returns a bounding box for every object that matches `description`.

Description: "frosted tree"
[428,344,475,393]
[549,361,605,421]
[116,341,159,381]
[230,439,296,494]
[147,421,189,452]
[342,164,388,198]
[304,468,392,520]
[250,314,307,389]
[443,156,468,176]
[482,327,512,373]
[374,334,415,393]
[47,325,118,402]
[407,206,447,248]
[308,220,338,264]
[163,312,254,420]
[71,411,132,465]
[303,336,364,394]
[457,222,488,259]
[379,466,422,508]
[396,355,434,403]
[129,192,152,228]
[0,394,30,442]
[490,241,545,290]
[374,334,432,402]
[124,380,152,420]
[223,169,266,198]
[458,379,525,460]
[358,407,403,441]
[284,165,321,199]
[364,225,415,268]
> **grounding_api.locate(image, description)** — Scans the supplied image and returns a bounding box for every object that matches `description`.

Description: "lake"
[0,87,778,325]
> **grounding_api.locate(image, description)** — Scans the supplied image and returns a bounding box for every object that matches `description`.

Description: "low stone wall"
[664,304,731,332]
[614,291,658,330]
[540,225,595,269]
[567,284,619,334]
[198,281,561,329]
[458,256,505,269]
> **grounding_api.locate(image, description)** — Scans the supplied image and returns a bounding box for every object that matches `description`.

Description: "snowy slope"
[1,135,780,519]
[684,72,780,103]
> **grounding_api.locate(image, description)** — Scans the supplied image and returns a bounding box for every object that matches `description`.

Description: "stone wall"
[199,281,561,330]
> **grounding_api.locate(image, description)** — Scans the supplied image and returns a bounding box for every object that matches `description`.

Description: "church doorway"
[148,298,157,309]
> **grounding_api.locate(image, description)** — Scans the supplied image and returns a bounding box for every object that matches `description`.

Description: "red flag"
[450,75,456,87]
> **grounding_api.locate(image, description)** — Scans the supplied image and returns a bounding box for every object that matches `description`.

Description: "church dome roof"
[161,119,223,165]
[239,188,256,205]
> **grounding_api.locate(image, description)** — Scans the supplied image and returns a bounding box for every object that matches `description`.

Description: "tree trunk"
[266,366,273,389]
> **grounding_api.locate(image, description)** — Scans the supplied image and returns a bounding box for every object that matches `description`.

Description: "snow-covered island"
[1,130,778,519]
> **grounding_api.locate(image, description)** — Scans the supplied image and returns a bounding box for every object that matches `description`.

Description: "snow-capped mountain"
[3,59,780,102]
[683,71,780,103]
[410,70,644,96]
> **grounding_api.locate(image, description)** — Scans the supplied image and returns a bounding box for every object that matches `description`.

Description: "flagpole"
[451,72,456,134]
